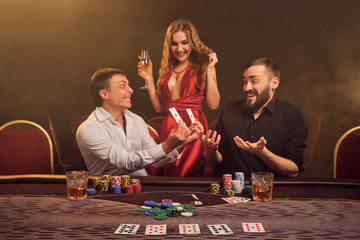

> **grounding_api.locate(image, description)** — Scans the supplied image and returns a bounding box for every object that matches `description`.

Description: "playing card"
[207,224,233,235]
[145,224,166,235]
[179,224,201,234]
[242,222,265,233]
[222,197,251,204]
[114,224,140,234]
[169,107,182,123]
[186,108,196,123]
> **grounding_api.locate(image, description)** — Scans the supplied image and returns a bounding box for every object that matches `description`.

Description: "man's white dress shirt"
[76,107,180,176]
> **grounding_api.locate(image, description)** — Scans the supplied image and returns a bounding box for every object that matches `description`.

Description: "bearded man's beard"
[243,85,271,114]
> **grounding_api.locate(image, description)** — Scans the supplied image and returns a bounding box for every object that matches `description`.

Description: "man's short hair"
[89,68,126,107]
[243,57,280,79]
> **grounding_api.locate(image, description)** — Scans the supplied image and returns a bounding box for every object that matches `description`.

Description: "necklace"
[173,64,189,82]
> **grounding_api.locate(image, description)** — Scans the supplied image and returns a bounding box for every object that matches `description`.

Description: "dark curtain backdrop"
[1,0,359,177]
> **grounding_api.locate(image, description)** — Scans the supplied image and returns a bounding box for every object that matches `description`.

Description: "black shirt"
[215,98,308,177]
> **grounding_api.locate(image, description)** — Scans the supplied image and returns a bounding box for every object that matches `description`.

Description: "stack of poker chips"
[92,177,102,189]
[133,184,142,193]
[235,172,245,190]
[231,180,242,193]
[210,183,220,195]
[103,175,111,183]
[99,179,110,192]
[131,178,140,185]
[100,175,111,192]
[121,175,131,190]
[222,174,232,190]
[137,200,196,220]
[124,184,134,194]
[111,176,122,188]
[111,186,121,194]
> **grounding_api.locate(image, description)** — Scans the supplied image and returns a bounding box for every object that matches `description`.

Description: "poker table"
[1,174,360,239]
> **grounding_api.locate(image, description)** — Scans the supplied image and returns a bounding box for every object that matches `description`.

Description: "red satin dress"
[159,65,209,177]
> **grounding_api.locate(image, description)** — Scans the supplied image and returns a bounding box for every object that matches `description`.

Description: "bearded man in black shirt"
[202,58,308,177]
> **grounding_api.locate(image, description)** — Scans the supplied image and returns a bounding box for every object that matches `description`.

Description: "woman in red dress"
[138,19,220,177]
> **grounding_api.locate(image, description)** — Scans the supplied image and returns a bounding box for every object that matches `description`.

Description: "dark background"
[1,0,359,177]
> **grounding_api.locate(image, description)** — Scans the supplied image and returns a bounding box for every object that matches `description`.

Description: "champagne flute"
[140,49,150,90]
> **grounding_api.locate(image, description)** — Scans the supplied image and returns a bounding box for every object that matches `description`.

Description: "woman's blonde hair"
[157,19,213,95]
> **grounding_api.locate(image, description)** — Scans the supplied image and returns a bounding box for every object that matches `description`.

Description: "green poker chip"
[183,208,195,213]
[155,210,167,216]
[245,185,253,195]
[136,208,148,212]
[184,205,196,209]
[155,215,168,220]
[166,206,178,212]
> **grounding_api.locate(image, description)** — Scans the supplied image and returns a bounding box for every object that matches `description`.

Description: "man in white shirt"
[76,68,203,176]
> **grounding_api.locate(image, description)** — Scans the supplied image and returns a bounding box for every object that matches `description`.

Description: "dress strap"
[173,64,189,82]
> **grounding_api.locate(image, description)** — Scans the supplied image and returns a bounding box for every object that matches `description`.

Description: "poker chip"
[137,208,148,212]
[184,205,196,209]
[223,174,233,190]
[144,200,156,207]
[155,210,167,216]
[140,205,152,209]
[138,200,196,220]
[150,208,162,214]
[235,172,245,190]
[225,189,235,197]
[124,185,133,194]
[121,175,131,189]
[155,215,168,220]
[144,211,155,216]
[162,202,173,208]
[111,176,121,187]
[210,183,220,195]
[167,211,180,217]
[181,212,193,217]
[133,184,142,193]
[92,177,102,189]
[183,209,195,213]
[166,206,178,212]
[245,185,253,195]
[172,202,181,206]
[99,180,109,192]
[111,186,121,194]
[130,178,140,185]
[87,188,96,194]
[157,203,165,208]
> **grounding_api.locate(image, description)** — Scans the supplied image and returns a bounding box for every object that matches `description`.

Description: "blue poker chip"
[162,202,173,208]
[144,211,155,216]
[87,188,96,194]
[111,186,121,194]
[149,207,161,213]
[144,200,156,207]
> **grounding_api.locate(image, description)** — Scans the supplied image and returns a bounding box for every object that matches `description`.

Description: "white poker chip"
[140,205,152,209]
[172,202,181,206]
[181,212,193,217]
[176,206,184,211]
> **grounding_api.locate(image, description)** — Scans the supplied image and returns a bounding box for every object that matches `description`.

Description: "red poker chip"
[124,184,134,194]
[133,184,142,193]
[161,199,173,203]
